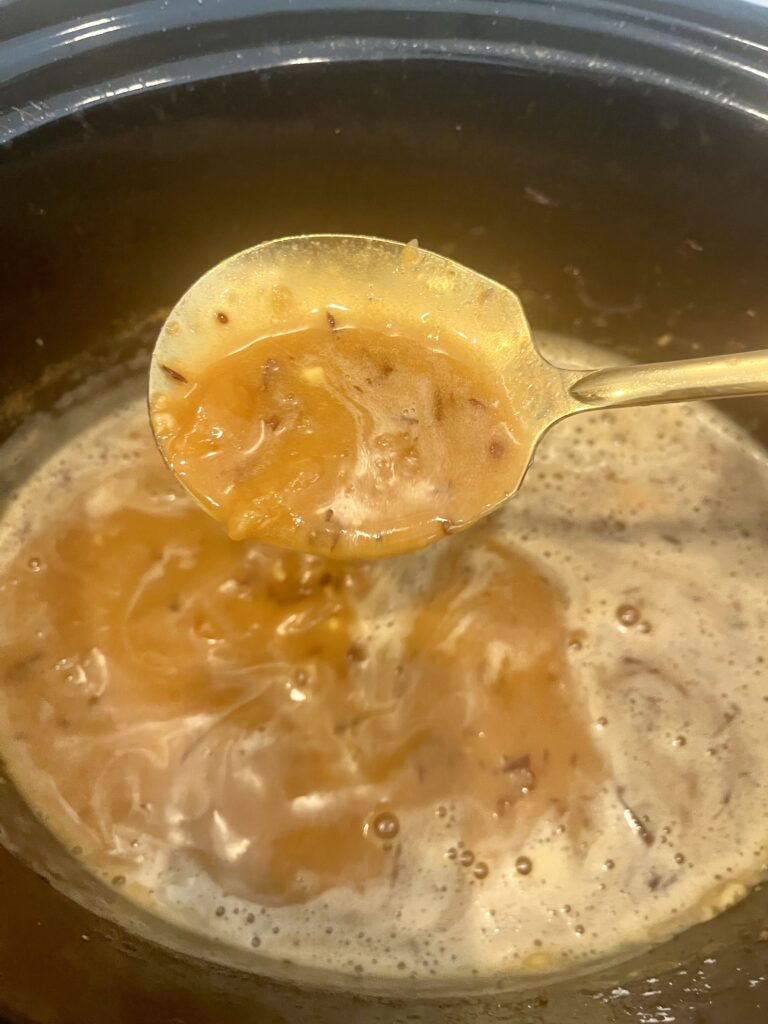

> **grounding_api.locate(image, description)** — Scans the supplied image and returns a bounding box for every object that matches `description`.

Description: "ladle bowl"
[150,235,768,556]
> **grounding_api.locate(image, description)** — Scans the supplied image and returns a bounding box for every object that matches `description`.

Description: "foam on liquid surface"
[0,336,767,984]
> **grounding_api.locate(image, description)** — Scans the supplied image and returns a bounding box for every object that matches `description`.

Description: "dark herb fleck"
[160,364,188,384]
[347,643,367,663]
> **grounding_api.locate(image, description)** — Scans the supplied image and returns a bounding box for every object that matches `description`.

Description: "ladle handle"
[567,349,768,410]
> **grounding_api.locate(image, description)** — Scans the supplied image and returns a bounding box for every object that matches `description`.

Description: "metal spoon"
[150,234,768,556]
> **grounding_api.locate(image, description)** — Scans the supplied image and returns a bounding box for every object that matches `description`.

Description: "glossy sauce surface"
[0,427,600,906]
[153,319,527,557]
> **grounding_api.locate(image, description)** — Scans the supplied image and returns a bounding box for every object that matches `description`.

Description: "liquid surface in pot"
[0,336,767,983]
[153,318,526,558]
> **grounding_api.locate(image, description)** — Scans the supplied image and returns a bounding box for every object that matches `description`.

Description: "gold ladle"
[150,234,768,557]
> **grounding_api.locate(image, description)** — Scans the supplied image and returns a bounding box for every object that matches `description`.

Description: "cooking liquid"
[152,317,528,557]
[1,336,768,982]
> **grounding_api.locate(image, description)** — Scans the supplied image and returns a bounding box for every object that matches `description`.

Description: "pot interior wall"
[0,57,767,1023]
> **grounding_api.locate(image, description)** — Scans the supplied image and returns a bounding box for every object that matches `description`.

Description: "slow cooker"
[1,1,767,1020]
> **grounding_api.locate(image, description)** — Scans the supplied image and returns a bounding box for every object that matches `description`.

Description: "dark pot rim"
[2,0,768,146]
